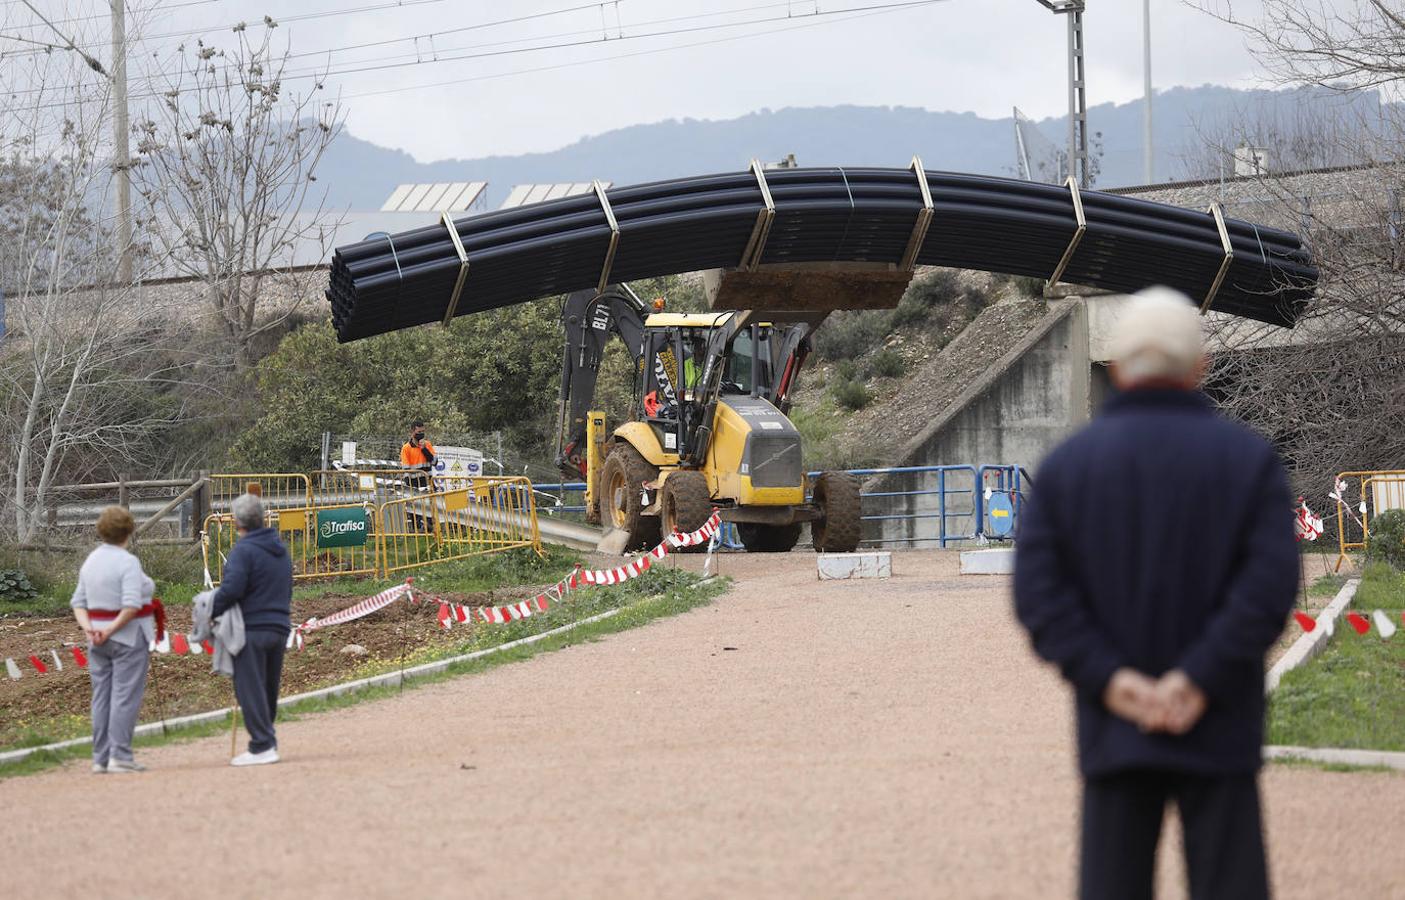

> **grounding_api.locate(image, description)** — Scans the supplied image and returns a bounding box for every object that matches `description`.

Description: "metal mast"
[1034,1,1088,188]
[111,0,133,283]
[1143,0,1153,184]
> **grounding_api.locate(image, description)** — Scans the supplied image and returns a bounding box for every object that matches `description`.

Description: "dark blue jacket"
[1013,389,1298,777]
[211,527,293,635]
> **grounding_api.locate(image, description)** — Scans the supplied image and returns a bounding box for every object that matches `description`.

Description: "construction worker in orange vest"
[400,421,437,533]
[400,421,436,472]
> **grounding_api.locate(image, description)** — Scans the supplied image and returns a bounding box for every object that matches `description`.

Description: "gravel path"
[3,551,1402,898]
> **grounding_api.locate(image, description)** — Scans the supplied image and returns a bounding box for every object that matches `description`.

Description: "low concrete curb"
[1264,578,1358,694]
[1264,745,1405,772]
[0,579,718,768]
[960,548,1015,575]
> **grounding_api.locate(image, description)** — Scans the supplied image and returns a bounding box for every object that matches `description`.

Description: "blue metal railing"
[531,464,1031,549]
[808,464,1029,548]
[532,482,588,516]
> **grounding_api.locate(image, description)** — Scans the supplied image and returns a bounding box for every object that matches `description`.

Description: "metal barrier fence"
[1336,470,1405,570]
[310,469,412,507]
[210,473,311,514]
[203,501,383,584]
[528,465,1029,548]
[380,477,541,575]
[825,464,1029,548]
[201,475,542,584]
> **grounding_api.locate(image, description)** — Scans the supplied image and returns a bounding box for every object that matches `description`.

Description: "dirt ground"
[3,550,1402,899]
[0,586,526,745]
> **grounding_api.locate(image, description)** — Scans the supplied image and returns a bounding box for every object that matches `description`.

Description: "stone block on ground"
[817,552,892,580]
[960,548,1015,575]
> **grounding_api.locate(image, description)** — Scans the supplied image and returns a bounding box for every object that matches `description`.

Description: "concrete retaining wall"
[868,302,1088,547]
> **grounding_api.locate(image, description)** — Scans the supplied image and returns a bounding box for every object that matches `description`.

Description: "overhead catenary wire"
[0,0,451,58]
[340,1,942,102]
[14,0,949,110]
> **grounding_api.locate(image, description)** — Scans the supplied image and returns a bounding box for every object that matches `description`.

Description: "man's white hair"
[231,493,265,532]
[1110,286,1205,383]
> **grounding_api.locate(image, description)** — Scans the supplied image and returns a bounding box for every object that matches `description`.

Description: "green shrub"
[812,310,890,360]
[831,379,872,411]
[1367,509,1405,570]
[868,349,906,379]
[835,359,859,382]
[0,569,39,605]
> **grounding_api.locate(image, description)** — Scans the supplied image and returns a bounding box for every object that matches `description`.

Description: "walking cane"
[229,685,239,758]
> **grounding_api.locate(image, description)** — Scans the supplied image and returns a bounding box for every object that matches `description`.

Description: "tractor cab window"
[724,334,754,394]
[723,329,771,397]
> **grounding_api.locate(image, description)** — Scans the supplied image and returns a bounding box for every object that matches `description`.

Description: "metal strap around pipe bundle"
[1049,176,1087,287]
[900,155,934,271]
[594,179,620,293]
[740,158,776,271]
[440,212,471,325]
[1200,203,1235,314]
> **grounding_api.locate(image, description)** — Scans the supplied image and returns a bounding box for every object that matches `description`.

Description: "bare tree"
[1194,1,1405,93]
[1181,0,1405,499]
[132,25,343,369]
[0,45,192,541]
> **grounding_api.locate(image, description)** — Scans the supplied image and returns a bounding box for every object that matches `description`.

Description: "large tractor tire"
[737,522,803,553]
[811,471,862,553]
[600,444,660,551]
[661,470,712,552]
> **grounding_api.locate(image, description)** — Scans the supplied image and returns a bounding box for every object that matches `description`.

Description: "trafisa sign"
[316,508,370,549]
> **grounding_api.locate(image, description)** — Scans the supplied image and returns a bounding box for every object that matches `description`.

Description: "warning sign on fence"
[433,446,484,479]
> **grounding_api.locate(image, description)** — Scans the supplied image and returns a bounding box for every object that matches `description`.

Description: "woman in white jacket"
[70,506,161,774]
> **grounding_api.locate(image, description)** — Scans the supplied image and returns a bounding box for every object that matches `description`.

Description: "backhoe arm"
[556,285,649,479]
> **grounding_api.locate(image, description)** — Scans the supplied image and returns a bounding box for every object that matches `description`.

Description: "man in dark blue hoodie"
[1014,288,1298,900]
[213,492,294,767]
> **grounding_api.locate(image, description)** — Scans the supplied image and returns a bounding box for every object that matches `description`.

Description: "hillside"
[789,271,1050,471]
[318,85,1383,209]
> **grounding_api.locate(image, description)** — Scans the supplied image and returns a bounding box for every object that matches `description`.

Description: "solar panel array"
[380,182,488,213]
[499,183,608,209]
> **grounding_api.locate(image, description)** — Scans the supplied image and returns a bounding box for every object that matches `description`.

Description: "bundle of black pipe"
[326,167,1317,342]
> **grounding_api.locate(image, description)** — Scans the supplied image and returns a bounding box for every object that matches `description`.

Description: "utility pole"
[1143,0,1154,184]
[111,0,133,284]
[1033,1,1088,188]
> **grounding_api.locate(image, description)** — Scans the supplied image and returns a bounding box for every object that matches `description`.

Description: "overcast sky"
[9,0,1270,162]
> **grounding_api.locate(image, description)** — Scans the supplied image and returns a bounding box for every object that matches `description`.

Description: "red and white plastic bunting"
[431,510,723,632]
[1294,498,1324,542]
[5,512,724,678]
[287,582,417,650]
[1292,607,1400,638]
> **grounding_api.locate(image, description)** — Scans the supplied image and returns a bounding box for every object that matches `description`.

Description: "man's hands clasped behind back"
[1103,668,1208,735]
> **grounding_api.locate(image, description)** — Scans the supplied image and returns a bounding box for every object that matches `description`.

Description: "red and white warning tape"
[288,582,416,650]
[7,511,725,676]
[431,510,722,632]
[1294,498,1324,542]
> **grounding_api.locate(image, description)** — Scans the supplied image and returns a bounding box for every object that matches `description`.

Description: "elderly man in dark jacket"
[1014,288,1298,900]
[212,492,294,767]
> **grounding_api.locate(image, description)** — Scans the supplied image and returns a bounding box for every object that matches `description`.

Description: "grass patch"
[0,565,725,778]
[1309,573,1349,598]
[1268,755,1396,775]
[287,544,581,603]
[789,398,883,472]
[0,540,579,618]
[1268,563,1405,752]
